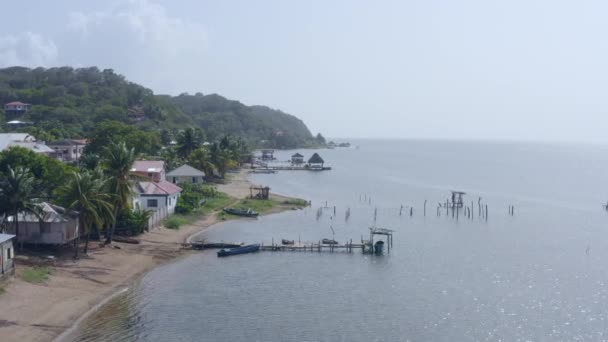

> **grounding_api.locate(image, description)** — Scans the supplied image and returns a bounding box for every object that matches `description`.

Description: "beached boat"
[322,238,338,245]
[281,239,295,245]
[223,207,259,217]
[192,242,243,250]
[374,241,385,254]
[217,244,261,257]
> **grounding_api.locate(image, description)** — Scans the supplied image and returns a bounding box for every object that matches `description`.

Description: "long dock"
[260,241,370,253]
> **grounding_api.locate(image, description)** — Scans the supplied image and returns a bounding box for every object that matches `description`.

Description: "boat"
[281,239,295,245]
[223,208,259,217]
[217,244,261,257]
[191,242,243,250]
[374,241,385,254]
[322,238,338,245]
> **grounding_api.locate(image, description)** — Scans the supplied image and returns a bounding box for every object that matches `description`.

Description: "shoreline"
[0,169,300,342]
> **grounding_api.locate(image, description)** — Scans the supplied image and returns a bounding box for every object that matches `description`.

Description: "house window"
[192,177,197,183]
[172,177,177,184]
[148,172,154,178]
[7,247,12,260]
[147,199,158,208]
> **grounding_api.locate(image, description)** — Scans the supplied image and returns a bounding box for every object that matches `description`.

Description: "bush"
[175,201,194,214]
[164,216,189,230]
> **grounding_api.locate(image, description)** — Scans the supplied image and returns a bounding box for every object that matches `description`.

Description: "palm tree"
[101,142,136,245]
[177,128,203,158]
[0,167,43,249]
[188,147,215,179]
[57,170,115,258]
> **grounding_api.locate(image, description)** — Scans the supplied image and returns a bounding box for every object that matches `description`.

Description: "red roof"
[138,180,182,195]
[5,101,29,106]
[131,160,165,173]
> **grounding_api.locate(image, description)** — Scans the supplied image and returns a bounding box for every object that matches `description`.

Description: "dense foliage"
[0,66,320,148]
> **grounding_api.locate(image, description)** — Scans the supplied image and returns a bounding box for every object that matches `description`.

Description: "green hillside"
[0,66,318,148]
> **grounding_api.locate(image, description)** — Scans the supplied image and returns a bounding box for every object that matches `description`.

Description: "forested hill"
[0,66,319,148]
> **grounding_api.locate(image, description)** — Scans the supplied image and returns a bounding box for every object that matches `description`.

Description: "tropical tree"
[57,170,115,258]
[177,128,203,158]
[101,142,136,245]
[0,167,43,249]
[187,147,215,179]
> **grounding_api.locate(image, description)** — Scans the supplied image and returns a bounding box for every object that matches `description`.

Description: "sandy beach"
[0,169,293,342]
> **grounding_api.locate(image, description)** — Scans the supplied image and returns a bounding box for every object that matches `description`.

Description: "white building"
[47,139,87,162]
[166,164,205,185]
[134,180,182,228]
[0,133,54,154]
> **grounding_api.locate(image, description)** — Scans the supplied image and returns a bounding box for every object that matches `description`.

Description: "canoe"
[223,207,259,217]
[281,239,295,245]
[322,238,338,245]
[374,241,385,254]
[217,244,261,257]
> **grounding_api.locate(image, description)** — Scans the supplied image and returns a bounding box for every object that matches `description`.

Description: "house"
[4,203,79,245]
[166,164,205,184]
[47,139,87,162]
[0,133,54,154]
[307,153,325,169]
[260,149,275,161]
[291,153,304,164]
[131,160,166,182]
[4,101,31,118]
[0,234,15,278]
[134,180,182,228]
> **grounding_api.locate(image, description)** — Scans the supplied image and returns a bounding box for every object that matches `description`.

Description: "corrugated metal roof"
[166,164,205,177]
[0,234,15,244]
[137,180,182,195]
[132,160,165,173]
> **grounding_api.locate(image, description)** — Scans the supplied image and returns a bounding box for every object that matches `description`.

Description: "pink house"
[130,160,166,182]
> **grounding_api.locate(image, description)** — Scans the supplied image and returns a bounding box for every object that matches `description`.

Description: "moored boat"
[374,241,385,254]
[217,244,261,257]
[223,207,259,217]
[322,238,338,245]
[192,242,243,250]
[281,239,295,245]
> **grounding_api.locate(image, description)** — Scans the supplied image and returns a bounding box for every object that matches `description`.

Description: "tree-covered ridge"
[0,66,319,148]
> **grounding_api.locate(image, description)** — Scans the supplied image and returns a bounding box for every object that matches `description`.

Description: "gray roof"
[292,153,304,158]
[308,153,324,164]
[0,234,15,244]
[0,133,53,153]
[166,164,205,177]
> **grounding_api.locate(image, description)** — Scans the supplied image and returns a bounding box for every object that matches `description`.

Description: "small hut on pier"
[250,186,270,200]
[307,153,325,169]
[291,153,304,165]
[450,191,466,208]
[261,149,275,161]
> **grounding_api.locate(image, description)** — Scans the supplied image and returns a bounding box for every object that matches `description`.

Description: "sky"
[1,0,607,142]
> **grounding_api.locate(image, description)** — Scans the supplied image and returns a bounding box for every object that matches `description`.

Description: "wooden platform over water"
[260,241,370,253]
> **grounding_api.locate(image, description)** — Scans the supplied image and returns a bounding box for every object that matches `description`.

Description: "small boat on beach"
[223,207,259,217]
[281,239,295,245]
[217,244,261,257]
[322,238,338,245]
[192,242,243,250]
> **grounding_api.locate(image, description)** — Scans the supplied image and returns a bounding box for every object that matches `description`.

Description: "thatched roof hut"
[308,153,324,166]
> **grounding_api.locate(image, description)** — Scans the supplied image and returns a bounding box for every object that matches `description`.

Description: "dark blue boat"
[217,244,260,257]
[374,241,385,254]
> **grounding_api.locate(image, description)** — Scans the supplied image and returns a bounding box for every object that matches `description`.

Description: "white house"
[166,164,205,184]
[47,139,87,162]
[0,234,15,278]
[135,180,182,228]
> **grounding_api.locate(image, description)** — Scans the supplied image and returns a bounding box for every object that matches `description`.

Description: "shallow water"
[66,140,608,341]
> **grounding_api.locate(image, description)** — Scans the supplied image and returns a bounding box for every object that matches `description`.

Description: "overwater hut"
[261,149,275,161]
[307,153,325,169]
[291,153,304,165]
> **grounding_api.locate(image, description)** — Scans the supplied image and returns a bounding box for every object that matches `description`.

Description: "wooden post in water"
[478,197,482,217]
[446,200,449,215]
[456,205,459,220]
[424,200,427,216]
[400,205,403,216]
[374,207,377,221]
[485,204,488,221]
[410,207,413,217]
[437,205,440,217]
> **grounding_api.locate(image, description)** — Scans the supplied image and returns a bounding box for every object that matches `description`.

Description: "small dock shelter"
[0,234,15,278]
[291,153,304,165]
[307,153,325,169]
[261,149,275,161]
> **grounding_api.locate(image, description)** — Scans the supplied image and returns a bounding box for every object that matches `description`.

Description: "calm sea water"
[66,140,608,342]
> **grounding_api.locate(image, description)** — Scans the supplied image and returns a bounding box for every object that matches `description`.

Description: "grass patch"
[21,266,51,284]
[0,285,5,295]
[234,199,277,213]
[201,192,234,215]
[281,198,309,207]
[164,216,190,230]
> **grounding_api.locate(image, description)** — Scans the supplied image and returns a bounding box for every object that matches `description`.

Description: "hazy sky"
[1,0,607,142]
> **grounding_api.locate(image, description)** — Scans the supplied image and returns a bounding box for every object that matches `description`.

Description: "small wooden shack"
[5,202,79,245]
[307,153,325,169]
[0,234,15,278]
[250,186,270,200]
[291,153,304,165]
[261,149,275,161]
[451,191,466,208]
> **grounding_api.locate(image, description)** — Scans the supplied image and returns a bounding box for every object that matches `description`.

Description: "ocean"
[65,139,608,341]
